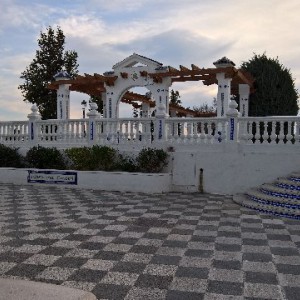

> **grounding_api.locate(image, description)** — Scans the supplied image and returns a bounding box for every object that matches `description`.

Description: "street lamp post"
[81,100,87,137]
[81,100,87,119]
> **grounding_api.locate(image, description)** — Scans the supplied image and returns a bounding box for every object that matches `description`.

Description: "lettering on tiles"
[159,119,163,139]
[230,118,234,140]
[221,93,224,116]
[27,170,77,185]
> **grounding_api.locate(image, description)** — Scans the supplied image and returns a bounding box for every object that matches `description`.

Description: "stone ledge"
[0,278,96,300]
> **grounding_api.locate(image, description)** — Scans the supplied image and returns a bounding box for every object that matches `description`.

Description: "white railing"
[94,118,154,145]
[0,116,300,148]
[166,117,228,144]
[36,119,88,145]
[239,117,300,145]
[0,121,29,145]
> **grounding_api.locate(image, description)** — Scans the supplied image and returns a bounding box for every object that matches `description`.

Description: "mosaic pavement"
[0,183,299,300]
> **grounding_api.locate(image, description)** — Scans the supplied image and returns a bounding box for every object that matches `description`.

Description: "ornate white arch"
[103,53,171,118]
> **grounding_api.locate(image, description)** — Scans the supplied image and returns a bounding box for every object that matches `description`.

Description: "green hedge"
[0,144,169,173]
[0,144,24,168]
[25,146,67,170]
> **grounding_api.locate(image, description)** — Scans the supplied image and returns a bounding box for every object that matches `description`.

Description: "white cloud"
[1,0,300,120]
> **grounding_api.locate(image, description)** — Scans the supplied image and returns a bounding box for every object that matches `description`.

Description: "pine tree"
[19,26,79,119]
[241,53,299,116]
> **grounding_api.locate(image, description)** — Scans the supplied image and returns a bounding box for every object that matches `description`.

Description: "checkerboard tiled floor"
[0,183,299,300]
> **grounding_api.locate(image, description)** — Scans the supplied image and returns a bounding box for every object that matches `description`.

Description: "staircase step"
[247,189,300,206]
[290,173,300,181]
[260,184,300,199]
[274,176,300,188]
[233,171,300,219]
[233,194,300,220]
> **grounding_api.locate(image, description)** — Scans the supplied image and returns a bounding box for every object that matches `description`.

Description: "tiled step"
[274,178,300,191]
[233,171,300,219]
[290,173,300,180]
[233,194,300,219]
[260,184,300,199]
[247,189,300,207]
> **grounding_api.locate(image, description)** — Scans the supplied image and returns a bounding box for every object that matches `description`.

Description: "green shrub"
[0,144,24,167]
[91,145,118,171]
[64,147,92,170]
[115,154,138,172]
[25,146,67,169]
[65,145,118,171]
[136,148,168,173]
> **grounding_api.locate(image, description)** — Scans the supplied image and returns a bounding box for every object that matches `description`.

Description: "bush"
[115,154,138,172]
[91,145,118,171]
[64,147,91,170]
[136,148,168,173]
[0,144,24,167]
[25,146,67,169]
[65,145,118,171]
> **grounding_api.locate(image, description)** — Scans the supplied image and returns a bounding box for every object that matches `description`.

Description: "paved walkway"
[0,183,299,300]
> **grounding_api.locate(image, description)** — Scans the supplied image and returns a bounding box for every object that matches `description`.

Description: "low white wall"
[171,143,300,195]
[0,168,172,193]
[1,143,299,195]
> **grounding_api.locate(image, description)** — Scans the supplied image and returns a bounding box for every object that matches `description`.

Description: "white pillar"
[87,102,98,145]
[239,84,250,117]
[141,103,151,118]
[54,71,71,120]
[226,98,239,142]
[216,73,232,118]
[155,102,168,141]
[27,104,41,145]
[148,79,171,117]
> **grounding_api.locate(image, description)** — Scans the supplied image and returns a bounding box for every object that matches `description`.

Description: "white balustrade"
[238,117,299,145]
[166,118,228,144]
[0,121,28,144]
[35,119,88,145]
[0,116,299,148]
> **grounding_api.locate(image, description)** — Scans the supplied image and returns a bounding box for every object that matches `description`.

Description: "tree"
[19,26,79,119]
[169,89,181,105]
[241,53,299,116]
[193,99,217,115]
[90,95,103,115]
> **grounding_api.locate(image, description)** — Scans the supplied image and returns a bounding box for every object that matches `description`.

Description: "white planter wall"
[0,143,299,195]
[0,168,172,194]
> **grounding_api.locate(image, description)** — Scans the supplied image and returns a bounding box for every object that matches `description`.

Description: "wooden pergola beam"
[191,64,201,71]
[180,65,190,72]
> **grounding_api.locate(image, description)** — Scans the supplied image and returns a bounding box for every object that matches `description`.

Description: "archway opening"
[118,86,152,118]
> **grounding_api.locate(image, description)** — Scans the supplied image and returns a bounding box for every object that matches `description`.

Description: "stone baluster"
[270,121,277,143]
[262,121,269,143]
[286,121,293,143]
[278,121,285,144]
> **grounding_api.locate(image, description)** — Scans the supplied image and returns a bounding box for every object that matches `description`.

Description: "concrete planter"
[0,168,172,193]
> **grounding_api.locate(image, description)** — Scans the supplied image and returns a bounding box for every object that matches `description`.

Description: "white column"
[27,105,41,145]
[87,102,98,145]
[141,103,151,118]
[226,98,239,142]
[54,72,71,120]
[57,84,70,119]
[148,78,171,117]
[155,102,168,141]
[216,73,232,118]
[239,84,250,117]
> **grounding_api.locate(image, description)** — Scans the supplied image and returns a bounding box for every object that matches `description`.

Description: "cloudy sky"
[1,0,299,120]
